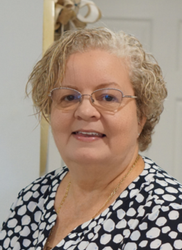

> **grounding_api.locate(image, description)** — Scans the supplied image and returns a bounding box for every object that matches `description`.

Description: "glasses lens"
[93,89,123,111]
[51,88,81,109]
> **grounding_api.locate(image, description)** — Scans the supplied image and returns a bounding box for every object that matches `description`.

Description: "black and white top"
[1,157,182,250]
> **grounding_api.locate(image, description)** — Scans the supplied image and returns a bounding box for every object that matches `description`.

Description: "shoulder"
[141,156,182,197]
[133,156,182,226]
[1,166,68,229]
[16,166,68,201]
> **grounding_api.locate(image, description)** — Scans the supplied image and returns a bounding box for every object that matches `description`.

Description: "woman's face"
[51,49,144,167]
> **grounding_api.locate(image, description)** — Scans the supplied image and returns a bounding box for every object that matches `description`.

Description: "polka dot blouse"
[1,157,182,250]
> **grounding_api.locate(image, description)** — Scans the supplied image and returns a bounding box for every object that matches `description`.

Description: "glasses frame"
[48,86,137,111]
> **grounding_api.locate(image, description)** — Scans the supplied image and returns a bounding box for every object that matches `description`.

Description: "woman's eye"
[102,94,118,102]
[61,95,78,102]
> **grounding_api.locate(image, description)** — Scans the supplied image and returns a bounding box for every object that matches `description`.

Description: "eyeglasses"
[48,87,137,112]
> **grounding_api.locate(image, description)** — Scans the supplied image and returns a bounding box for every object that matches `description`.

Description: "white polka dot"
[14,226,21,233]
[68,233,76,239]
[27,201,37,212]
[33,191,39,198]
[102,247,112,250]
[113,200,123,210]
[30,223,37,231]
[57,239,65,247]
[138,208,145,217]
[86,243,98,250]
[170,203,182,209]
[23,191,33,201]
[103,219,115,232]
[128,183,135,189]
[117,209,125,219]
[101,208,109,217]
[139,240,148,247]
[16,199,23,207]
[174,240,182,249]
[145,184,154,192]
[162,226,171,233]
[10,236,18,247]
[168,231,177,239]
[116,219,126,229]
[81,220,91,229]
[123,229,130,238]
[120,190,128,198]
[88,233,94,239]
[128,219,139,230]
[46,200,54,210]
[163,194,176,201]
[23,239,31,247]
[165,186,178,193]
[92,233,99,241]
[130,230,141,241]
[165,178,177,185]
[94,225,101,234]
[160,243,173,250]
[156,179,168,187]
[139,222,148,230]
[154,188,164,195]
[136,193,144,203]
[124,242,137,250]
[100,234,111,245]
[145,174,154,182]
[156,172,163,178]
[161,206,169,212]
[146,227,160,239]
[78,241,89,249]
[130,189,139,198]
[3,237,10,248]
[21,215,31,225]
[31,184,40,191]
[40,222,46,230]
[20,226,30,237]
[177,223,182,232]
[156,217,167,227]
[64,240,75,249]
[8,230,13,237]
[41,185,49,193]
[126,208,136,217]
[148,210,159,221]
[0,230,6,241]
[113,234,123,243]
[7,218,18,228]
[34,211,42,223]
[150,239,161,248]
[168,210,179,220]
[17,205,26,216]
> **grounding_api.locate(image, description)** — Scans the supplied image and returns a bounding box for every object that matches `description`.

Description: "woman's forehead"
[60,50,132,92]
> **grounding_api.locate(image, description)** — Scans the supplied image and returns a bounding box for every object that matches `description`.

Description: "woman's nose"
[74,95,101,120]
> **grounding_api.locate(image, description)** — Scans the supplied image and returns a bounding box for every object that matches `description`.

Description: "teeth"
[77,131,100,136]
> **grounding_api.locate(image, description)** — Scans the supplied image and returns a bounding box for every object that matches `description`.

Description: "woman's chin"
[62,149,108,166]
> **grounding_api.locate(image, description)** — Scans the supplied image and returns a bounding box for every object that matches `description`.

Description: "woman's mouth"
[72,131,106,139]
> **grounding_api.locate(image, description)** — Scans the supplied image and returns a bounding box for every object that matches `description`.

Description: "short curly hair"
[26,27,167,151]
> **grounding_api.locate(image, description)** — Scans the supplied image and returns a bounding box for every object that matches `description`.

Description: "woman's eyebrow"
[95,82,120,89]
[61,84,80,91]
[61,82,120,91]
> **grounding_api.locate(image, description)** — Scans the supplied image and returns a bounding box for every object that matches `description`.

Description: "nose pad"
[81,94,94,104]
[74,94,100,120]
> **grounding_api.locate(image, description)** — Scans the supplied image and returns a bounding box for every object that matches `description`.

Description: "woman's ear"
[138,116,146,137]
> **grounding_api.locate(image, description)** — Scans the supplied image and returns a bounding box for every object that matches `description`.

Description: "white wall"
[0,0,43,225]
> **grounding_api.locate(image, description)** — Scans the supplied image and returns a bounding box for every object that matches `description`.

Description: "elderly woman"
[1,27,182,250]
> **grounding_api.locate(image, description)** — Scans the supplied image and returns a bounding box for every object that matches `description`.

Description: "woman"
[1,27,182,250]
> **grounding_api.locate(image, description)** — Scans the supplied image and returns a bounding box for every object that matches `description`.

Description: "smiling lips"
[73,131,105,138]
